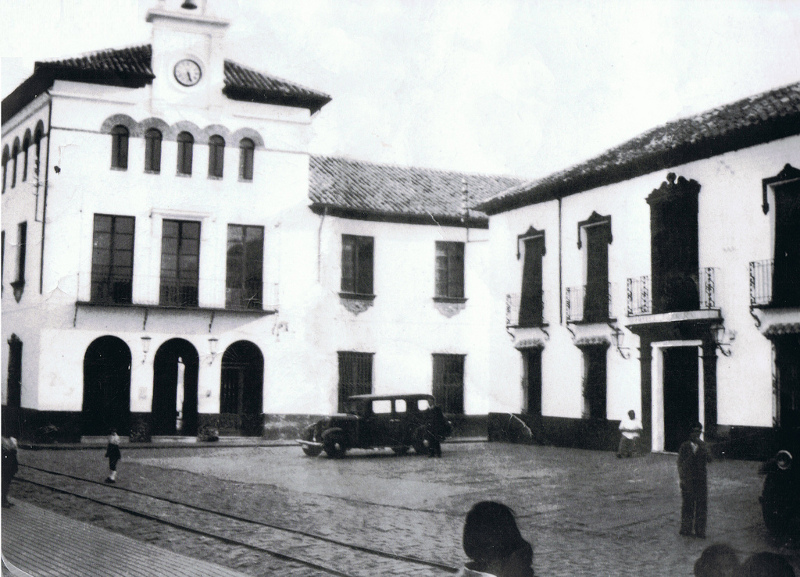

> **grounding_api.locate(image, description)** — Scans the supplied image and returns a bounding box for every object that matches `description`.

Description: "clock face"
[174,59,202,86]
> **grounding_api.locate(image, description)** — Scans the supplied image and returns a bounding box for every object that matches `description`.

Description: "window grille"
[337,352,373,411]
[159,220,200,307]
[432,354,464,414]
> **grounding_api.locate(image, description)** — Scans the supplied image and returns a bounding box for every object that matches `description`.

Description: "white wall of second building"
[486,134,800,431]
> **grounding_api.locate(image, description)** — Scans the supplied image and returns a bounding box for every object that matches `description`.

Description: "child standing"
[104,429,121,483]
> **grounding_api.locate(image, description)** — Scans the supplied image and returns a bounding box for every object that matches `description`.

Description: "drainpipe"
[39,97,53,294]
[558,195,563,325]
[317,205,327,282]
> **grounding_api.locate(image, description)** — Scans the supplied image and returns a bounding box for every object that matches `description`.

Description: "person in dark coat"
[104,428,121,483]
[426,406,451,458]
[678,422,711,538]
[2,436,19,508]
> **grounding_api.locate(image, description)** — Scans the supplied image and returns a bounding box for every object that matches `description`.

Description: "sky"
[2,0,800,181]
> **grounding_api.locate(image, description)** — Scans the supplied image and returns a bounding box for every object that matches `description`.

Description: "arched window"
[22,131,31,182]
[177,132,194,176]
[34,123,44,176]
[144,128,162,173]
[239,138,255,181]
[2,146,9,194]
[11,139,20,188]
[208,135,225,178]
[110,125,129,170]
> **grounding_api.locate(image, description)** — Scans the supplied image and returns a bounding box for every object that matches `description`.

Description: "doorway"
[662,346,700,452]
[220,341,264,436]
[522,348,542,415]
[151,339,199,436]
[775,334,800,436]
[82,336,131,435]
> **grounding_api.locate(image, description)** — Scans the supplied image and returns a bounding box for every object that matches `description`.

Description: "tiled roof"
[477,81,800,215]
[3,44,330,123]
[309,155,523,225]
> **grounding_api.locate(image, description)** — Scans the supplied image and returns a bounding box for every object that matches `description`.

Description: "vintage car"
[297,393,452,458]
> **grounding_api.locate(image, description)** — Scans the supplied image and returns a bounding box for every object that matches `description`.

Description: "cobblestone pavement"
[5,442,799,576]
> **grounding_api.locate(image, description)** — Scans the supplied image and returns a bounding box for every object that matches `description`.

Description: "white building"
[1,0,519,442]
[477,83,800,458]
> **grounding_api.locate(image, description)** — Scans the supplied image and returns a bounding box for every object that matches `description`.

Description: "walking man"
[678,422,711,538]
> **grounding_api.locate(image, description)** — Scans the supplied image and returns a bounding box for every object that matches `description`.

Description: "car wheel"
[413,427,432,455]
[302,444,323,457]
[391,446,409,456]
[324,433,347,458]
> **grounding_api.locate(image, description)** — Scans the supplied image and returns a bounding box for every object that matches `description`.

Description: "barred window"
[239,138,254,181]
[226,224,264,309]
[341,235,374,295]
[338,352,373,412]
[432,354,464,414]
[91,214,134,304]
[435,241,464,298]
[110,125,129,170]
[208,135,225,178]
[144,128,162,173]
[160,219,200,307]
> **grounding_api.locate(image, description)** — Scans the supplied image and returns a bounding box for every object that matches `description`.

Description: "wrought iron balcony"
[506,290,546,328]
[749,259,773,307]
[565,283,614,323]
[627,268,719,317]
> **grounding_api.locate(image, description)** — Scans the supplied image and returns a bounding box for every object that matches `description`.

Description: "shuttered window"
[341,235,374,295]
[435,241,464,299]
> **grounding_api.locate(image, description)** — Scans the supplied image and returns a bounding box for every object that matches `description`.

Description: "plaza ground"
[3,441,798,576]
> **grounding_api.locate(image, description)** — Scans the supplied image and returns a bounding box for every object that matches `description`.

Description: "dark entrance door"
[82,336,131,436]
[220,341,263,436]
[152,339,199,436]
[6,334,22,408]
[663,346,699,452]
[775,335,800,437]
[523,348,542,416]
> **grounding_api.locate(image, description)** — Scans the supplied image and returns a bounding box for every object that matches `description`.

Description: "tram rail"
[16,464,458,577]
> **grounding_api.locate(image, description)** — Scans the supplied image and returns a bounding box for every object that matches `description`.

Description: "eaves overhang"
[309,202,488,229]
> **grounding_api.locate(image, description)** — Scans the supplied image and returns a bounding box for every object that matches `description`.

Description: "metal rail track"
[17,464,458,577]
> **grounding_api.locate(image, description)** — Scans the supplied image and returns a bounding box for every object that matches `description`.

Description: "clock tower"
[146,0,230,112]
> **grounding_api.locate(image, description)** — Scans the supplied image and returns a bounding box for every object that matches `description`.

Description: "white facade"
[485,130,800,455]
[1,0,504,441]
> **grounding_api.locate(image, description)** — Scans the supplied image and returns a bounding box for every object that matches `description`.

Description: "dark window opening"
[433,354,464,414]
[338,352,373,412]
[647,175,700,314]
[1,146,7,194]
[11,140,19,188]
[160,219,200,307]
[435,241,464,299]
[519,235,545,327]
[341,235,374,295]
[239,138,254,181]
[772,180,800,307]
[226,224,263,309]
[6,334,23,408]
[177,132,194,176]
[582,345,608,419]
[91,214,134,304]
[15,222,26,283]
[144,128,162,173]
[22,132,30,182]
[583,219,612,322]
[110,125,129,170]
[208,135,225,178]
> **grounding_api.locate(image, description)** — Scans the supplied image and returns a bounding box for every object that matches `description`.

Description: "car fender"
[321,427,346,441]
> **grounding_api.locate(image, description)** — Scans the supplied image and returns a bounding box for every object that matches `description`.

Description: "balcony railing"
[506,290,546,328]
[627,268,719,316]
[565,283,614,322]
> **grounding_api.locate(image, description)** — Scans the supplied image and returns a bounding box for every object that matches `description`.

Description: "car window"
[417,398,431,411]
[373,400,392,414]
[395,399,407,413]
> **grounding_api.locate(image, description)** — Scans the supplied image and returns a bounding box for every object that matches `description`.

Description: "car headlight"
[776,450,793,471]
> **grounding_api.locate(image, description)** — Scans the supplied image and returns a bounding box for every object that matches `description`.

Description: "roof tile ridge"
[224,59,331,98]
[36,43,152,67]
[309,153,524,182]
